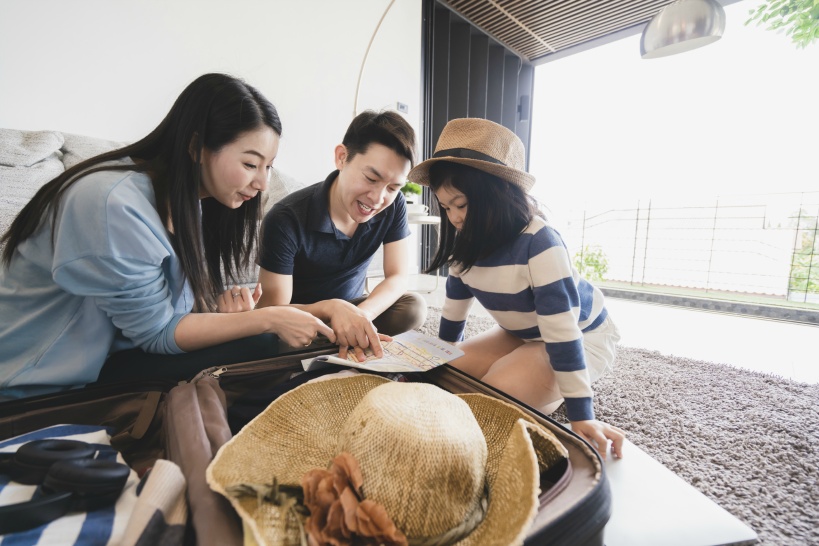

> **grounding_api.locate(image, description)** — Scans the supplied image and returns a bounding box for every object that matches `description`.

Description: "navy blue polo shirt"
[259,171,410,304]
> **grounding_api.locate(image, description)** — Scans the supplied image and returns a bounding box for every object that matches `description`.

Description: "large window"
[529,1,819,308]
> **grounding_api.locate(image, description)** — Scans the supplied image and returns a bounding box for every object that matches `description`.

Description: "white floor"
[415,274,819,384]
[605,298,819,384]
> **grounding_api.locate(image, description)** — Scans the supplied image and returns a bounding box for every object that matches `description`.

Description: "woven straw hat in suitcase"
[207,374,568,546]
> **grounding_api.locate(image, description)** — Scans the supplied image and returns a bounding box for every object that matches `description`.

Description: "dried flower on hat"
[301,453,408,546]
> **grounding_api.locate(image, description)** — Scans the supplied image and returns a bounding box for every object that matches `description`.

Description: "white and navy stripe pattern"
[439,216,607,421]
[0,424,140,545]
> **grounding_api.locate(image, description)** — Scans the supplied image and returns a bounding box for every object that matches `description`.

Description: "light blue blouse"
[0,169,191,397]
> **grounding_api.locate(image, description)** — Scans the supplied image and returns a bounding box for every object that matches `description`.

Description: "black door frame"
[420,0,535,271]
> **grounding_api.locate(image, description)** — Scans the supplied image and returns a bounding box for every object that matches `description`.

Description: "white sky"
[528,1,819,218]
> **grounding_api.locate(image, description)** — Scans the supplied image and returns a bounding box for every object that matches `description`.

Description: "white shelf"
[408,214,441,225]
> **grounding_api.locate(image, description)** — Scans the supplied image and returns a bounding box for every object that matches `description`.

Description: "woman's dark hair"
[425,161,542,274]
[342,110,416,167]
[1,73,282,311]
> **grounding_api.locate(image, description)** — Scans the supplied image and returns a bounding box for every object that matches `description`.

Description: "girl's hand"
[570,419,626,461]
[217,283,262,313]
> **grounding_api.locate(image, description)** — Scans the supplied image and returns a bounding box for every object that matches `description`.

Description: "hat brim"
[407,156,536,193]
[206,374,567,546]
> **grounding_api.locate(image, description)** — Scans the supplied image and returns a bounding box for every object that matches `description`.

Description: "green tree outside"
[574,245,609,282]
[400,181,422,197]
[788,211,819,297]
[746,0,819,49]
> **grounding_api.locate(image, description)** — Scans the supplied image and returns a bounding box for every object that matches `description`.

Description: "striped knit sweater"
[439,215,608,421]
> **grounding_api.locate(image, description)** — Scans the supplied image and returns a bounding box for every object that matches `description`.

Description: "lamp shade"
[641,0,726,59]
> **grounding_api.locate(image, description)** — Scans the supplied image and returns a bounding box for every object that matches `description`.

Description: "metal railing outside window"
[564,191,819,304]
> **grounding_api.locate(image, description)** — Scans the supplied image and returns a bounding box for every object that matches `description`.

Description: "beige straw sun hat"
[207,374,568,546]
[407,118,536,192]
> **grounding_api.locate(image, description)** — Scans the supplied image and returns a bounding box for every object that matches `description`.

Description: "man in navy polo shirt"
[258,110,427,360]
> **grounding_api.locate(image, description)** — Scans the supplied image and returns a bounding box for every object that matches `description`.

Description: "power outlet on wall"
[396,102,408,113]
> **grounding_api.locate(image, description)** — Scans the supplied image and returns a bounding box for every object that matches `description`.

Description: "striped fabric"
[439,216,607,421]
[0,424,141,545]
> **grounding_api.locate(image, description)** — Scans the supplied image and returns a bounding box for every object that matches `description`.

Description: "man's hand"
[327,300,384,359]
[570,419,626,461]
[217,283,262,313]
[339,333,393,362]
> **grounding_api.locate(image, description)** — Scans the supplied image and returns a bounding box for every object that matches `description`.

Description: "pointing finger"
[318,322,336,344]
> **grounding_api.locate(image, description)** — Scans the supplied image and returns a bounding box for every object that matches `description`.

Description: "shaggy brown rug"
[418,307,819,546]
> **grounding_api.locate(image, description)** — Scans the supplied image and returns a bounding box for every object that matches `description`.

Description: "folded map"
[301,330,464,373]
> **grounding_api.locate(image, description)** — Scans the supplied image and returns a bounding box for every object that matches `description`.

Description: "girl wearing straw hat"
[408,118,625,459]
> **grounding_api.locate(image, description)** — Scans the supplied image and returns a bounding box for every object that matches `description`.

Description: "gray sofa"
[0,127,305,285]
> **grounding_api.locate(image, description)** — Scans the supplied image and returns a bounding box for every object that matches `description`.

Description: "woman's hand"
[265,306,336,348]
[570,419,625,460]
[218,283,262,313]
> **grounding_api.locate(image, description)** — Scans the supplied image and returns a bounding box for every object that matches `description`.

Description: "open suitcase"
[0,346,611,545]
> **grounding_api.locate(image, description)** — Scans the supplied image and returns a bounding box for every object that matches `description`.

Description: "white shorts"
[513,313,620,384]
[582,314,621,383]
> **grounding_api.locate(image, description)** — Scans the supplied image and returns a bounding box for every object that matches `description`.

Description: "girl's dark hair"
[425,161,542,274]
[1,73,282,311]
[342,110,416,167]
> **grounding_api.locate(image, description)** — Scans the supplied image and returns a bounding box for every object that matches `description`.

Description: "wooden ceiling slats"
[440,0,676,62]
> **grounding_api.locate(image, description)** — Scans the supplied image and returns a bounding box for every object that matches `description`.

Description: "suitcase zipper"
[193,367,229,381]
[189,348,337,384]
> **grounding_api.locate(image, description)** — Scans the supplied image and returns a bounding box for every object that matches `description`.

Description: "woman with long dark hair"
[0,73,334,398]
[410,118,625,460]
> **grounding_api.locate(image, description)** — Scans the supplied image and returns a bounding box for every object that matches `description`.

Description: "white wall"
[0,0,422,184]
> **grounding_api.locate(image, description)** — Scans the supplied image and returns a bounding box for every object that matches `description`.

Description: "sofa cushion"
[1,129,67,253]
[61,132,128,170]
[264,168,306,214]
[1,161,66,250]
[0,129,64,168]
